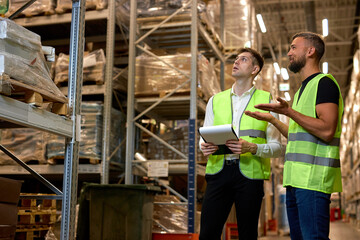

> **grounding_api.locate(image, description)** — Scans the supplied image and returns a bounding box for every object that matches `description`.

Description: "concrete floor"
[259,221,360,240]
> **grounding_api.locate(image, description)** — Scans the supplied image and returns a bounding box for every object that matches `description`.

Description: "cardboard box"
[0,177,22,205]
[0,225,16,240]
[0,203,18,225]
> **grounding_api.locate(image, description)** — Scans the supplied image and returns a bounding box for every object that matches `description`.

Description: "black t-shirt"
[297,72,339,106]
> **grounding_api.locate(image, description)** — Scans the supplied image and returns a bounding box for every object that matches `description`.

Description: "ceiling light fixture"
[273,62,281,75]
[281,68,289,80]
[256,14,267,33]
[322,62,328,74]
[322,18,328,37]
[284,92,291,101]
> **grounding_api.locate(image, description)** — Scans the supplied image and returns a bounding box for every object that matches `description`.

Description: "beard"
[288,55,306,73]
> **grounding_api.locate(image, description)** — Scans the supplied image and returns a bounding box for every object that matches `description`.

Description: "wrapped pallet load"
[0,129,48,164]
[55,0,107,13]
[7,0,55,17]
[116,0,206,28]
[0,17,66,103]
[206,0,257,50]
[46,102,125,164]
[54,49,105,86]
[135,53,220,101]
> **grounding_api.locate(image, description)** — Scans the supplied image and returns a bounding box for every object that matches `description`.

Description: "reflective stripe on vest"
[284,73,343,194]
[206,88,271,179]
[239,129,266,138]
[285,153,340,168]
[288,132,340,147]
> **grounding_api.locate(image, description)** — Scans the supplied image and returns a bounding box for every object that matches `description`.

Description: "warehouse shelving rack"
[0,0,119,239]
[11,1,117,184]
[338,48,360,230]
[126,0,225,233]
[0,0,86,238]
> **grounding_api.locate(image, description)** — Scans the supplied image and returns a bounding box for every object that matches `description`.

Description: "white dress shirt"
[199,85,283,159]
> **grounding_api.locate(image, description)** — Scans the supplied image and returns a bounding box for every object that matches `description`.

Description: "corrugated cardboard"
[0,203,18,225]
[0,225,15,240]
[0,177,22,205]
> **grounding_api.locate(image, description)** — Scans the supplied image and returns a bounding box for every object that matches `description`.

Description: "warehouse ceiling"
[254,0,360,98]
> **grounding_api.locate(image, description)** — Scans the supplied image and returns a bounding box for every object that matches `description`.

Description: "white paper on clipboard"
[198,124,238,145]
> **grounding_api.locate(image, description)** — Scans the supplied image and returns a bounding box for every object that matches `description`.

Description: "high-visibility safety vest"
[283,73,344,194]
[205,88,272,180]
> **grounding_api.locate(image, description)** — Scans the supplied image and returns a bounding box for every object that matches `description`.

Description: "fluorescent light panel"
[256,14,267,33]
[322,62,328,74]
[281,68,289,80]
[284,92,291,101]
[322,18,328,37]
[273,62,281,75]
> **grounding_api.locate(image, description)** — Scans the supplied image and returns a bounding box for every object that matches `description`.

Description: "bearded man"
[245,32,343,240]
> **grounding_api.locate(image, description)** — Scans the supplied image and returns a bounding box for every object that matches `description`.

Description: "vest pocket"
[286,162,312,187]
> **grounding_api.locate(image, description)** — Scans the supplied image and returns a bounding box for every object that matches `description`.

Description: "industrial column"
[125,0,137,184]
[101,0,116,184]
[188,0,198,233]
[61,0,85,238]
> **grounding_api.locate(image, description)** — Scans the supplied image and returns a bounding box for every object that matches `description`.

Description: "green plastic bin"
[77,183,160,240]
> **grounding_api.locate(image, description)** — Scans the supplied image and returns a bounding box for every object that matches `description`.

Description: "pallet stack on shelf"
[16,194,57,240]
[8,0,121,179]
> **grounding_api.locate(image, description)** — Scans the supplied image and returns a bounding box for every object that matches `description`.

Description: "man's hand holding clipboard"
[199,124,238,156]
[199,124,258,156]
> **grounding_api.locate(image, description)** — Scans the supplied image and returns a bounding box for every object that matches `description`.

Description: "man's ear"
[252,65,260,75]
[307,47,316,58]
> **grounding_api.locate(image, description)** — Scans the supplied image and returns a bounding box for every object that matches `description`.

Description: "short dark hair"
[292,32,325,61]
[238,48,264,74]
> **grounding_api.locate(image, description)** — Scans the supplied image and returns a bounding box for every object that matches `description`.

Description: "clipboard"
[198,124,238,155]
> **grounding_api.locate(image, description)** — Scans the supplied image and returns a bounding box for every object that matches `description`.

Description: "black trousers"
[199,161,264,240]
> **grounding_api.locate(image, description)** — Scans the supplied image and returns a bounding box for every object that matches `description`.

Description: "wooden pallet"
[47,156,100,165]
[55,5,104,15]
[0,74,69,116]
[18,194,57,226]
[19,194,57,210]
[17,209,57,225]
[55,79,104,88]
[135,88,205,99]
[15,225,50,240]
[19,10,56,18]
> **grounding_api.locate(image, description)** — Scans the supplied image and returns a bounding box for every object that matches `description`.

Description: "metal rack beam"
[0,164,101,175]
[13,8,108,26]
[0,95,72,137]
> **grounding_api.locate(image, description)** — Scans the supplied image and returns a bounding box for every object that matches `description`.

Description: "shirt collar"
[231,84,255,97]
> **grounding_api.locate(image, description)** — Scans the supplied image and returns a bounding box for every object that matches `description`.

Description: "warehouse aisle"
[329,221,360,239]
[259,221,360,240]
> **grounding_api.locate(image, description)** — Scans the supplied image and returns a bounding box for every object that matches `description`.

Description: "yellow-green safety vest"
[283,73,344,194]
[205,88,272,180]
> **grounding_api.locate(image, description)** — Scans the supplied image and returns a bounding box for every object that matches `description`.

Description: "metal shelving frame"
[0,0,85,238]
[12,2,117,184]
[5,0,117,238]
[126,0,225,232]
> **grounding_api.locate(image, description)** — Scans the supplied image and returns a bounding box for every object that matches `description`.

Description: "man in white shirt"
[199,48,282,240]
